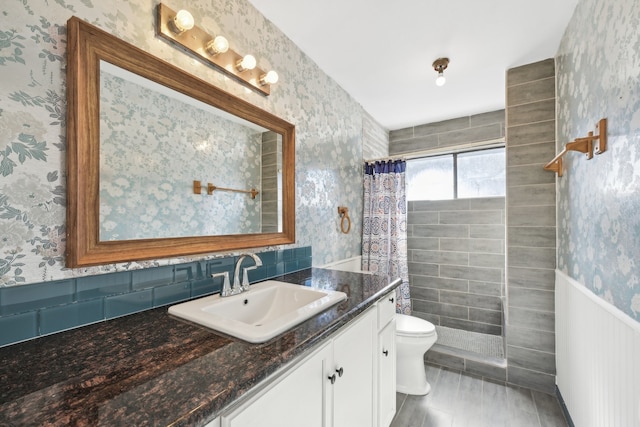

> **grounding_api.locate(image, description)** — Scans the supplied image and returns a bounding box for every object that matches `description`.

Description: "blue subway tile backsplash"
[76,272,131,300]
[40,299,104,334]
[0,280,75,316]
[0,246,313,348]
[0,311,38,346]
[105,289,153,319]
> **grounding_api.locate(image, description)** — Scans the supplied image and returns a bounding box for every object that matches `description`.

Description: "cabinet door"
[378,319,396,427]
[222,342,331,427]
[331,309,374,427]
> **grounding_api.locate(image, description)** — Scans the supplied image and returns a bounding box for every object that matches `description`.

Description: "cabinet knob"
[328,373,336,384]
[389,297,394,303]
[336,367,344,377]
[383,349,389,357]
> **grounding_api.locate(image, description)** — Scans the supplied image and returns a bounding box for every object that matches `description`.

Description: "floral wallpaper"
[0,0,388,287]
[556,0,640,321]
[100,67,262,240]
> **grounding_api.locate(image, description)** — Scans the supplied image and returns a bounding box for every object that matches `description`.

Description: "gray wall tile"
[507,184,556,207]
[507,164,556,186]
[466,360,507,381]
[508,247,556,269]
[507,227,556,248]
[468,197,505,210]
[440,265,503,283]
[469,253,505,269]
[507,99,556,127]
[507,267,555,290]
[415,116,470,136]
[410,276,469,292]
[407,211,439,224]
[507,205,556,227]
[469,225,505,239]
[389,127,414,142]
[507,366,556,394]
[408,237,439,250]
[507,142,556,167]
[506,77,555,106]
[507,345,556,373]
[508,288,555,312]
[469,307,502,325]
[506,326,555,353]
[440,210,503,225]
[507,120,556,146]
[508,307,555,332]
[438,124,503,147]
[412,250,469,266]
[413,224,469,238]
[469,110,505,127]
[389,134,439,155]
[407,262,439,277]
[507,58,555,87]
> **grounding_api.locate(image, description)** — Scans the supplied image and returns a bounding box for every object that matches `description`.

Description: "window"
[406,147,505,201]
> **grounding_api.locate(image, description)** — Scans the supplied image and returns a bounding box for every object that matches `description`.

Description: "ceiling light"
[432,57,449,87]
[171,10,194,34]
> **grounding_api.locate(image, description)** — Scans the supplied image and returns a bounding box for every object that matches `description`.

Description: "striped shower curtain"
[362,160,411,314]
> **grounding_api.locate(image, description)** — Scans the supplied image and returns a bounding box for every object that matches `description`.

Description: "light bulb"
[171,10,194,34]
[206,36,229,55]
[236,54,256,72]
[260,70,279,85]
[435,71,446,86]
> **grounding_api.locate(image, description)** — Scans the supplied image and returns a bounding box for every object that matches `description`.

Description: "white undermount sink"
[168,280,348,343]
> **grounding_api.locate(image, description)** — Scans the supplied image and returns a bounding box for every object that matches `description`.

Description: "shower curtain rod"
[364,138,505,164]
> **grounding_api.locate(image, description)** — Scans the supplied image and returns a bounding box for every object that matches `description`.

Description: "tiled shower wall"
[408,198,505,336]
[505,58,557,393]
[389,110,506,337]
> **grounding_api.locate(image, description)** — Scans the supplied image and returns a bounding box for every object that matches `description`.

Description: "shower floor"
[434,325,504,359]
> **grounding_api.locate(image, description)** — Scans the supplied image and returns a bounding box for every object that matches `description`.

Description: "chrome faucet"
[234,253,263,293]
[213,253,263,297]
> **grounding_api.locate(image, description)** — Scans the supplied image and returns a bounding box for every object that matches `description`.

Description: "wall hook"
[337,206,351,234]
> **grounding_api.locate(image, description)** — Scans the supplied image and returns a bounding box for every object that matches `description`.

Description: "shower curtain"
[362,160,411,314]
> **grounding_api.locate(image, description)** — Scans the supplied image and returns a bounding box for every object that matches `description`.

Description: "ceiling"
[247,0,579,131]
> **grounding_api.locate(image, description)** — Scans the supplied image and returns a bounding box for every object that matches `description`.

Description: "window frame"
[407,145,506,201]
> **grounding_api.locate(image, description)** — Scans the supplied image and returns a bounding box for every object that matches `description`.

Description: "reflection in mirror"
[65,17,294,267]
[99,62,282,240]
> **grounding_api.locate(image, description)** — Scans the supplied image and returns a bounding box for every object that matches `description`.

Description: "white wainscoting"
[555,269,640,427]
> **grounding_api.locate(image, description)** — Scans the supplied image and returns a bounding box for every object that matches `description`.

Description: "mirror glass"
[99,62,282,240]
[65,17,295,267]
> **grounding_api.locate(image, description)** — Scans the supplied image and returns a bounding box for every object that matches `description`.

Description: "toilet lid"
[396,314,436,337]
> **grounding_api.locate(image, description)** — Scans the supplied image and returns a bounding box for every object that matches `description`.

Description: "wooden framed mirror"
[66,17,295,267]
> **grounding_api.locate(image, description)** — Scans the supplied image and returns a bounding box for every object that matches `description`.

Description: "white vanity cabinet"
[221,295,396,427]
[221,341,331,427]
[329,308,375,427]
[376,291,397,427]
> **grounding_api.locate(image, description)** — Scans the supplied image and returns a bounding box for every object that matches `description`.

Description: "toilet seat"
[396,313,436,337]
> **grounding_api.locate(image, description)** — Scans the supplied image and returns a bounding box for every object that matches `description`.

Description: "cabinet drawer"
[377,291,396,329]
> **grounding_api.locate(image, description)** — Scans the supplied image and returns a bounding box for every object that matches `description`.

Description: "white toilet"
[395,313,438,395]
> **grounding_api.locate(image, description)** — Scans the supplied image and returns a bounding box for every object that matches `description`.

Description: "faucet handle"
[211,271,231,297]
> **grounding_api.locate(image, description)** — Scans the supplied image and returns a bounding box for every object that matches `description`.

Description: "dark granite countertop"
[0,268,400,426]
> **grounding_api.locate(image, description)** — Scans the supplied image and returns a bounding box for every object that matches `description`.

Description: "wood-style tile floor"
[391,364,569,427]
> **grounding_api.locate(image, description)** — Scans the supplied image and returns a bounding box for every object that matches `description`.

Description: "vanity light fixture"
[236,54,256,72]
[260,70,279,86]
[205,35,229,56]
[170,9,194,34]
[156,3,278,96]
[432,57,449,87]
